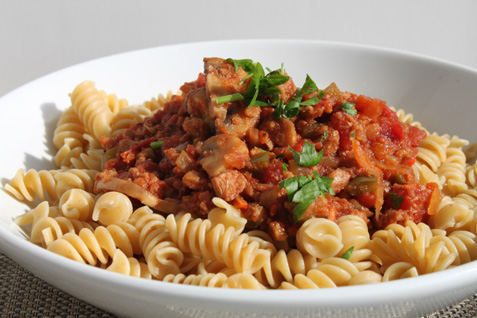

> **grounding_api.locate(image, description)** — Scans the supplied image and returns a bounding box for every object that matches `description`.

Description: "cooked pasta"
[382,262,419,282]
[110,105,153,138]
[53,106,87,150]
[58,189,96,221]
[54,169,97,199]
[369,221,458,275]
[92,191,133,226]
[296,218,343,259]
[106,93,130,115]
[133,207,184,279]
[106,249,152,279]
[70,81,113,141]
[6,57,477,291]
[429,196,474,232]
[5,168,60,203]
[14,200,59,227]
[70,149,104,171]
[255,248,320,288]
[279,258,360,289]
[416,132,450,173]
[437,136,468,196]
[55,137,85,168]
[31,214,96,247]
[165,212,270,274]
[46,222,140,265]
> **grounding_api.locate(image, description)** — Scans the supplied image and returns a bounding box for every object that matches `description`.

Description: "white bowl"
[1,39,477,318]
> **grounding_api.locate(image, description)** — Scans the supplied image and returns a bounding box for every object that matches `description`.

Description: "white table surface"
[1,0,476,97]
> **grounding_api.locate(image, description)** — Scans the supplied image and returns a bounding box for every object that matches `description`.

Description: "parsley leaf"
[227,58,255,73]
[279,172,335,222]
[224,59,324,120]
[340,246,355,260]
[289,141,323,166]
[301,74,319,95]
[341,102,357,116]
[389,193,404,209]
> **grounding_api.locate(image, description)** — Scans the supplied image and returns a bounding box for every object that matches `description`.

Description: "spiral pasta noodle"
[58,189,96,221]
[165,213,270,274]
[70,149,104,171]
[255,248,320,288]
[55,137,85,168]
[5,168,61,203]
[141,90,177,112]
[92,191,133,226]
[429,196,474,232]
[110,106,153,138]
[106,93,130,115]
[133,208,184,279]
[279,257,360,289]
[46,222,141,265]
[106,249,151,279]
[296,218,343,259]
[416,132,450,173]
[31,214,97,247]
[70,81,114,141]
[369,221,456,275]
[13,200,59,227]
[438,136,468,196]
[53,106,87,150]
[54,169,97,199]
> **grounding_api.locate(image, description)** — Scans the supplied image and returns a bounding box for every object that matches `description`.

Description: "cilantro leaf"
[289,141,323,167]
[341,102,357,116]
[389,193,404,209]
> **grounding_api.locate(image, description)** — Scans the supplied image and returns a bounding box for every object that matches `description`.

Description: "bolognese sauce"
[94,57,441,241]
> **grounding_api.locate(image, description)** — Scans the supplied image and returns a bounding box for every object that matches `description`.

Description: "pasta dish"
[5,57,477,289]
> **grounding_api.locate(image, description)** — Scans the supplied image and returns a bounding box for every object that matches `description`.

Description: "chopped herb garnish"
[282,163,289,171]
[322,130,328,140]
[299,96,321,106]
[216,93,245,105]
[341,102,357,116]
[150,141,164,149]
[279,172,335,222]
[340,246,355,260]
[227,58,255,73]
[289,141,323,167]
[224,59,324,120]
[301,74,319,95]
[389,193,404,209]
[273,100,300,120]
[272,75,322,120]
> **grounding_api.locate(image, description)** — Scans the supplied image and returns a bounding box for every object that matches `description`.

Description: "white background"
[1,0,476,97]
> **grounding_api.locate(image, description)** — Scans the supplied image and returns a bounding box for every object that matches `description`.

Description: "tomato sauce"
[94,57,437,242]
